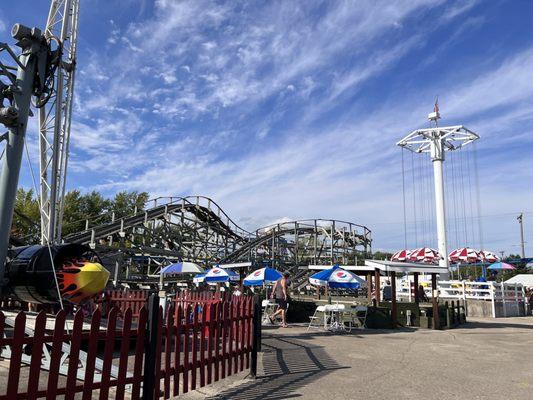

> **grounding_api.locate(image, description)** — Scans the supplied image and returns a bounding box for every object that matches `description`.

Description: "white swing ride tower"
[397,105,479,271]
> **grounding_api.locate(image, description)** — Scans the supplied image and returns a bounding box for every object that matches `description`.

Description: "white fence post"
[490,283,496,318]
[500,283,507,318]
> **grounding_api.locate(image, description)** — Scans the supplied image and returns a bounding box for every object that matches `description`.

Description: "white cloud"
[445,48,533,119]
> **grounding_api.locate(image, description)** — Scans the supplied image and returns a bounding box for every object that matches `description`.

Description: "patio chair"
[352,305,368,328]
[261,299,279,325]
[307,305,327,331]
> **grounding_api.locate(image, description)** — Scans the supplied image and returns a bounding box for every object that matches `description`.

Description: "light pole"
[517,213,525,259]
[397,108,479,272]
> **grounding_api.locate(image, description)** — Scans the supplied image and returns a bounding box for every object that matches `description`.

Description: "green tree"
[111,191,149,219]
[61,190,112,235]
[11,189,152,241]
[372,251,393,260]
[11,188,40,242]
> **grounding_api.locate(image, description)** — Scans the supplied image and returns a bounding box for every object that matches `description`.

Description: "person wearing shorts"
[270,271,290,327]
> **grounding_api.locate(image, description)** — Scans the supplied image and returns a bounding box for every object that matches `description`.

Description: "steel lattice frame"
[39,0,80,245]
[396,125,479,157]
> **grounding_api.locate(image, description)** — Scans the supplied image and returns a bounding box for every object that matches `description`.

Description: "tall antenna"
[39,0,80,245]
[397,102,479,271]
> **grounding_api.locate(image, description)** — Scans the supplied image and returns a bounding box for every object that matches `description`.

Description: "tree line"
[11,188,149,244]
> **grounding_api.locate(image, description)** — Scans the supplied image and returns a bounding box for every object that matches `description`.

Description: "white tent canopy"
[505,274,533,289]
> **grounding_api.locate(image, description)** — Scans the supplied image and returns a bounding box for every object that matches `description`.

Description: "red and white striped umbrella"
[391,249,410,262]
[480,250,499,263]
[407,248,422,262]
[448,247,482,264]
[410,247,439,263]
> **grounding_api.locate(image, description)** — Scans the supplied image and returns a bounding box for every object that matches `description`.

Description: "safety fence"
[0,294,258,399]
[438,280,527,317]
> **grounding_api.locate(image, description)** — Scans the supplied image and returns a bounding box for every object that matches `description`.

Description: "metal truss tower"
[39,0,80,245]
[397,108,479,271]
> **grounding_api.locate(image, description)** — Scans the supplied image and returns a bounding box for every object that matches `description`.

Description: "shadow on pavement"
[205,334,348,400]
[458,319,533,330]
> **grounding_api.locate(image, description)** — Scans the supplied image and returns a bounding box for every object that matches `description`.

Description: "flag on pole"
[434,96,439,113]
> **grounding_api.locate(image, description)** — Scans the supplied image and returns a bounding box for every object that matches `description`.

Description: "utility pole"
[0,25,54,285]
[397,103,479,272]
[518,213,525,259]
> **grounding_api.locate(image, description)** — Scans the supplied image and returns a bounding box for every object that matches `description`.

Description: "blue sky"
[1,0,532,255]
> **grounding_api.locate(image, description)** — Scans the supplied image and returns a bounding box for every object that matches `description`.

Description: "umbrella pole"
[159,268,164,291]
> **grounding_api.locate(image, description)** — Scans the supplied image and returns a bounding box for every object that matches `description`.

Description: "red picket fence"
[0,295,255,399]
[95,290,227,318]
[94,289,149,318]
[174,290,228,302]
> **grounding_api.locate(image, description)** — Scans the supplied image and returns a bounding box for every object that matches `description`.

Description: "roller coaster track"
[55,196,371,283]
[223,219,371,265]
[64,196,249,245]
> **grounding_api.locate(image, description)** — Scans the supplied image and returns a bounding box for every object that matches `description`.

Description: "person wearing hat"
[270,271,290,327]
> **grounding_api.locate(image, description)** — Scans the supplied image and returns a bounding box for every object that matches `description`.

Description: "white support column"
[431,139,449,271]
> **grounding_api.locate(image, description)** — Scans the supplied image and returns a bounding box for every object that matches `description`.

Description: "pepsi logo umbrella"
[204,266,240,283]
[243,267,282,286]
[309,266,366,289]
[448,247,482,264]
[487,262,516,270]
[480,250,499,263]
[409,247,439,263]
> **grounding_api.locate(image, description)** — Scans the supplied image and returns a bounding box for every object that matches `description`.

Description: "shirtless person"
[270,271,290,327]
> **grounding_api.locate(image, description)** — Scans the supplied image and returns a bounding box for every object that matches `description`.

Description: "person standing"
[270,271,290,328]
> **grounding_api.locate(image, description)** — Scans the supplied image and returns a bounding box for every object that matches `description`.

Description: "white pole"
[431,138,449,272]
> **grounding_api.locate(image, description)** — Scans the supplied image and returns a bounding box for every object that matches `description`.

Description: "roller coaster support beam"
[0,25,50,286]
